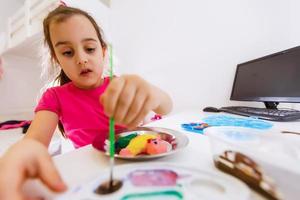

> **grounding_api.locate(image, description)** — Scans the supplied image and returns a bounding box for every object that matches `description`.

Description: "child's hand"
[100,75,172,129]
[0,139,67,200]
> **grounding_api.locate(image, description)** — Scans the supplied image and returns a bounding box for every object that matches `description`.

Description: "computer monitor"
[230,46,300,109]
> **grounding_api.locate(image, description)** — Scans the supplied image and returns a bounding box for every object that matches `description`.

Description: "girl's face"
[50,15,105,89]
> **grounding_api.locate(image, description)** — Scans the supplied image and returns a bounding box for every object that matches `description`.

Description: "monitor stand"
[264,102,279,109]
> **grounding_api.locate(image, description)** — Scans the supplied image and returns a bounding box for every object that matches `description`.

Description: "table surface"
[10,110,300,199]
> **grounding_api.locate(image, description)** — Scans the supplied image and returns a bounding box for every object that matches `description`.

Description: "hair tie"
[59,1,67,6]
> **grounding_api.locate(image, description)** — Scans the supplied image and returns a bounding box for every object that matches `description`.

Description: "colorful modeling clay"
[115,133,138,151]
[146,138,172,155]
[119,134,157,156]
[119,134,172,157]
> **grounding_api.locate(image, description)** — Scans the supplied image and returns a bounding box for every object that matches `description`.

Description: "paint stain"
[94,179,123,195]
[128,169,178,186]
[121,190,184,200]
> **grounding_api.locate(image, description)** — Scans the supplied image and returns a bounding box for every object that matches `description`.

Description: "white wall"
[288,0,300,110]
[0,55,42,117]
[63,0,110,37]
[0,0,23,52]
[289,0,300,45]
[0,0,299,117]
[0,0,23,32]
[110,0,297,112]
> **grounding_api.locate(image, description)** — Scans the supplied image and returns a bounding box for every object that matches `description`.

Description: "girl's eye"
[62,51,73,57]
[86,48,96,53]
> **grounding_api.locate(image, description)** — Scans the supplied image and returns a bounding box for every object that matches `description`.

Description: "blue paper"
[181,114,273,134]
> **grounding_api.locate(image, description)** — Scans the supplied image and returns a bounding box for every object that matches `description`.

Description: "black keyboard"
[220,106,300,121]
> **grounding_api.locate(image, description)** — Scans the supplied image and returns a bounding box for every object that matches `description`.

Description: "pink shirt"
[35,78,124,149]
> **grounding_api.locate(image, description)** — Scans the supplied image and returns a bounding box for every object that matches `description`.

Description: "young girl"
[0,5,172,199]
[25,6,173,149]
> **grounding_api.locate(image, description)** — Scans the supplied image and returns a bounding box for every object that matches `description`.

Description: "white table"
[23,110,300,199]
[0,128,63,156]
[0,112,63,156]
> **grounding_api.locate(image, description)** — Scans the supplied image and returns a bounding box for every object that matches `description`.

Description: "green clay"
[115,133,138,150]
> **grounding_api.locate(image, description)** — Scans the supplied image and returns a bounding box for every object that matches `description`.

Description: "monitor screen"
[231,46,300,103]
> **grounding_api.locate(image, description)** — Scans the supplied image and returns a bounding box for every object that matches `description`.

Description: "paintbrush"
[95,45,122,194]
[108,44,115,189]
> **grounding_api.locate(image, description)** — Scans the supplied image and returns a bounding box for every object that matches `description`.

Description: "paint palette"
[92,127,189,160]
[55,162,250,200]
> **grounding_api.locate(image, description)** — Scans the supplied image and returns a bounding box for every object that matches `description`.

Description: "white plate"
[92,127,189,160]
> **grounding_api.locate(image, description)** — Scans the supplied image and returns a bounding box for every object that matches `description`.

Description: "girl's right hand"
[100,74,172,129]
[0,139,67,200]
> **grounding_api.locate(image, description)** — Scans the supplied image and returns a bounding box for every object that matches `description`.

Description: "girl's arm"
[24,110,59,147]
[151,84,173,115]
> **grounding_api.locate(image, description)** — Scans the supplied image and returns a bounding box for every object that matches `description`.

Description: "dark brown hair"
[43,6,107,135]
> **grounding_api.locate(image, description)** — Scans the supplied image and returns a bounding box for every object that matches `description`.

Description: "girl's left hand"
[0,139,67,200]
[100,74,172,129]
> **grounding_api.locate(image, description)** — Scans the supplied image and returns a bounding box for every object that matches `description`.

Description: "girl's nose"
[77,59,88,66]
[76,51,88,67]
